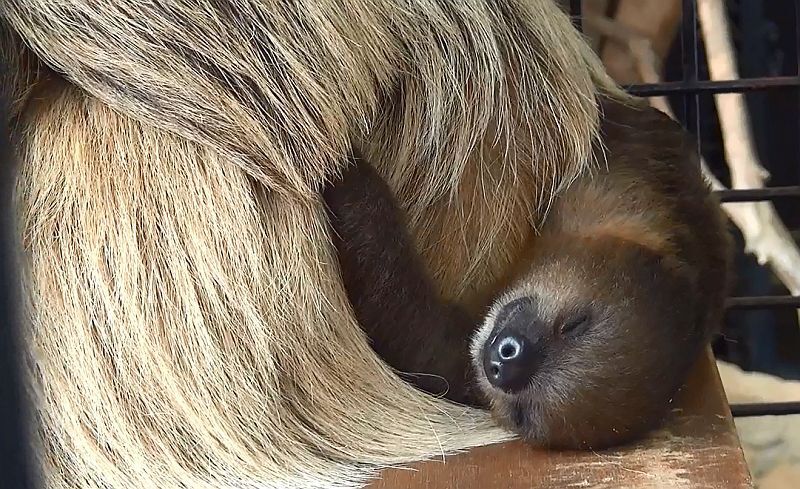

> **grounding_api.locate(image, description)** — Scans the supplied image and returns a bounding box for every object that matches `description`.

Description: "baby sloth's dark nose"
[484,330,539,392]
[483,298,542,393]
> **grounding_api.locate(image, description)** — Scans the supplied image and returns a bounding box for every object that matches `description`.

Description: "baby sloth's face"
[479,296,593,394]
[470,239,704,450]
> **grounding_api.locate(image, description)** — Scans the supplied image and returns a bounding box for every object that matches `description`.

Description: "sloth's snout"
[484,331,537,392]
[483,297,543,393]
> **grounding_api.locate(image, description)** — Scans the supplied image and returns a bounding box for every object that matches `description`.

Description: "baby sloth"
[323,96,732,450]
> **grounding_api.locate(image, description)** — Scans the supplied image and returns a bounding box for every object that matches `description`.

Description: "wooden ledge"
[369,348,753,488]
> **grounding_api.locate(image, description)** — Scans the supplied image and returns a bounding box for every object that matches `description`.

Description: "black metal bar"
[692,0,703,155]
[725,296,800,310]
[625,76,800,96]
[795,0,800,170]
[714,186,800,202]
[796,0,800,77]
[682,0,699,82]
[680,0,700,145]
[0,102,39,487]
[570,0,583,32]
[731,401,800,417]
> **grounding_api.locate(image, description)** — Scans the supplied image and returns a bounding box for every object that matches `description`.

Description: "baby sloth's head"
[470,238,706,450]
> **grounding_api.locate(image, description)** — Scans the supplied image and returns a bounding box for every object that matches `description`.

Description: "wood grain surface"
[368,348,753,488]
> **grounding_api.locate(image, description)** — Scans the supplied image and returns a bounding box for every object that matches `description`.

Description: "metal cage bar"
[726,296,800,310]
[714,186,800,202]
[731,401,800,417]
[625,76,800,96]
[570,0,583,32]
[568,0,800,418]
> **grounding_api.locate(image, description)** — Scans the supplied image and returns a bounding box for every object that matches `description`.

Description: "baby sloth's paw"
[470,238,706,450]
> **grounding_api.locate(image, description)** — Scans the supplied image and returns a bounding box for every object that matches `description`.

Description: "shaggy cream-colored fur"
[2,1,631,487]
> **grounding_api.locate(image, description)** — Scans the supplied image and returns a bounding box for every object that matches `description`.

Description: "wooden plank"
[368,348,753,488]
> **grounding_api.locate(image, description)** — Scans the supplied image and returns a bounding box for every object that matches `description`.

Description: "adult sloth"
[0,1,729,488]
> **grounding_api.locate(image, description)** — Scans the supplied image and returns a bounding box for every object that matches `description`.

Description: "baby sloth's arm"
[322,155,480,406]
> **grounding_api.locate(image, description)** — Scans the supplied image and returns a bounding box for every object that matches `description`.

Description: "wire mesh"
[570,0,800,418]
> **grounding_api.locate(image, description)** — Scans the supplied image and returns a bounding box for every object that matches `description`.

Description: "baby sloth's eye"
[558,310,592,337]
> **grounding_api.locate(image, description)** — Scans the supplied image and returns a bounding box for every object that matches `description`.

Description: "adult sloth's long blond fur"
[3,1,631,488]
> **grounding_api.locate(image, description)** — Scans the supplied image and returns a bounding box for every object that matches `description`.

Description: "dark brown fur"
[322,157,483,406]
[324,97,732,450]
